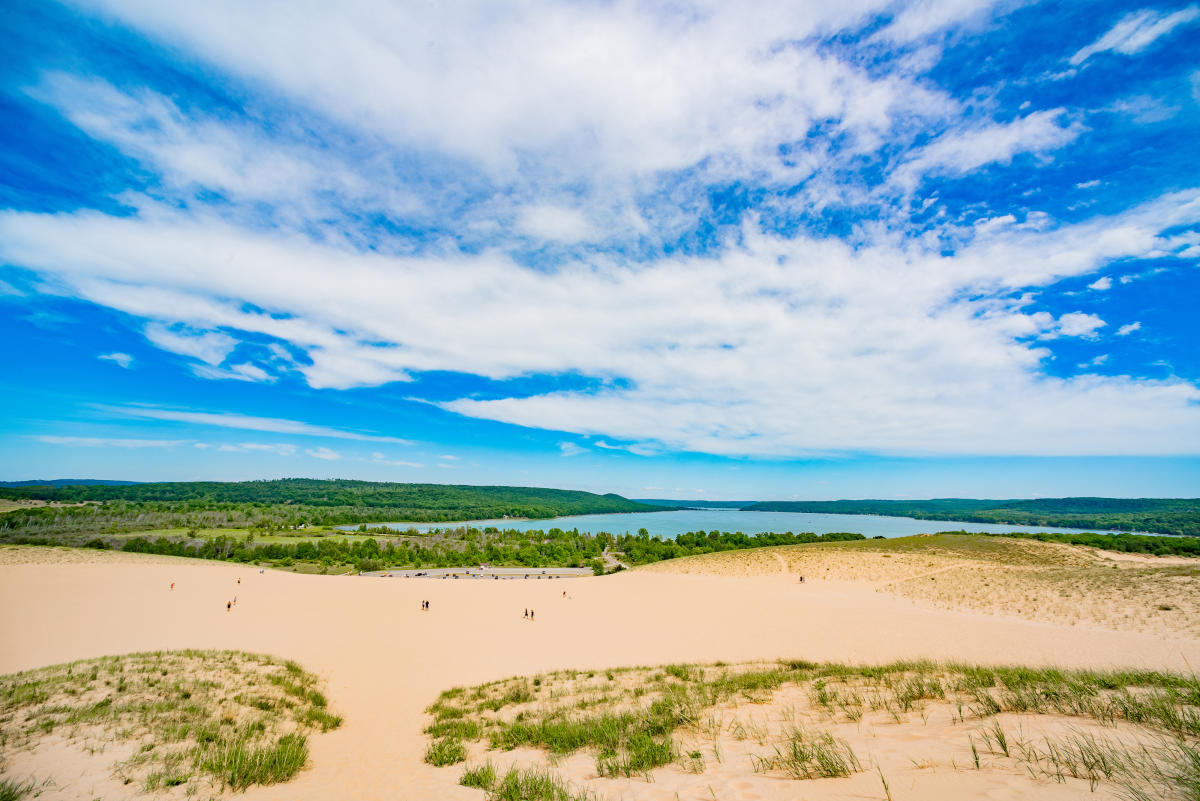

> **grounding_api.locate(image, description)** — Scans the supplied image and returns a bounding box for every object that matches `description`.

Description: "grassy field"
[0,500,53,515]
[643,534,1200,639]
[424,658,1200,801]
[0,650,341,799]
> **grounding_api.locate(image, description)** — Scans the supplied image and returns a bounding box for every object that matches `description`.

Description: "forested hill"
[0,479,142,487]
[740,498,1200,537]
[0,479,662,532]
[0,478,658,515]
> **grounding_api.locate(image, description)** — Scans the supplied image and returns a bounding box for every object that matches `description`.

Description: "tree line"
[743,498,1200,537]
[0,478,663,518]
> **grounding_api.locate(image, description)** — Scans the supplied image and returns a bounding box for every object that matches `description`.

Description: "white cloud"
[33,435,188,448]
[143,322,236,366]
[1076,180,1101,189]
[101,404,411,443]
[99,352,134,368]
[30,74,406,221]
[371,452,423,468]
[306,446,341,460]
[517,206,596,243]
[1078,354,1109,369]
[4,3,1200,460]
[217,442,298,456]
[3,189,1199,456]
[1101,95,1179,124]
[893,110,1082,190]
[1054,312,1107,340]
[559,441,587,457]
[66,0,952,190]
[1088,276,1112,291]
[193,362,275,383]
[1071,6,1200,65]
[1117,321,1142,336]
[875,0,1021,42]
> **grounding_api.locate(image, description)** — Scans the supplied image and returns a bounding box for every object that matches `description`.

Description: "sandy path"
[2,554,1198,800]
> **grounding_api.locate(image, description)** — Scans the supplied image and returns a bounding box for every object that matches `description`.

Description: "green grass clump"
[460,760,498,789]
[488,767,598,801]
[0,778,36,801]
[425,718,481,740]
[751,726,861,779]
[199,733,308,791]
[425,737,468,766]
[596,732,677,778]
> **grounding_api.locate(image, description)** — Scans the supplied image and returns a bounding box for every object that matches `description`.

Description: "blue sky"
[1,0,1198,499]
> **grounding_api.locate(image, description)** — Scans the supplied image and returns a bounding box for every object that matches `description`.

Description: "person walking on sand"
[524,608,528,619]
[530,609,535,622]
[170,582,175,591]
[226,601,232,612]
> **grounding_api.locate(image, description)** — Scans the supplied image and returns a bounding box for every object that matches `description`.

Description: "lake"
[348,508,1124,539]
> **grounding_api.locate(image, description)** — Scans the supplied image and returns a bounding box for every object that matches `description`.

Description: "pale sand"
[644,537,1200,638]
[2,544,1198,800]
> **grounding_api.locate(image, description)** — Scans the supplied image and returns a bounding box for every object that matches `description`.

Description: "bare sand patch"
[0,545,226,568]
[2,544,1199,800]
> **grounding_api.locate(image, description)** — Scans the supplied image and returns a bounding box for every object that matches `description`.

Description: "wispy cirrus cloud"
[1071,5,1200,65]
[100,405,411,444]
[217,442,297,456]
[98,352,133,368]
[33,435,189,448]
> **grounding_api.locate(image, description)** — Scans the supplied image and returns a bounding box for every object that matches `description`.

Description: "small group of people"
[420,600,430,611]
[524,608,535,621]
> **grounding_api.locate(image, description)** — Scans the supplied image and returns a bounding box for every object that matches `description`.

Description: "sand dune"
[645,535,1200,638]
[2,542,1197,800]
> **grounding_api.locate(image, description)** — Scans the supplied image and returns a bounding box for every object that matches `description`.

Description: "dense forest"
[0,479,664,540]
[0,479,662,515]
[742,498,1200,537]
[54,527,868,573]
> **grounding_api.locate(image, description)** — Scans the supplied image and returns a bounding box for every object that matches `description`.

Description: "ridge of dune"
[640,534,1200,639]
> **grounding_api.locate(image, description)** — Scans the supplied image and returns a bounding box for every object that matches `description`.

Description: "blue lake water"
[349,508,1124,539]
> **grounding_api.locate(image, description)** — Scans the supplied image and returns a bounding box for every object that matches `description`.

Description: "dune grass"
[0,650,341,796]
[459,763,599,801]
[749,725,860,779]
[0,778,36,801]
[426,657,1199,797]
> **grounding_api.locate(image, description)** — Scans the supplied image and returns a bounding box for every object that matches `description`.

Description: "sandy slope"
[643,536,1200,638]
[1,545,1197,800]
